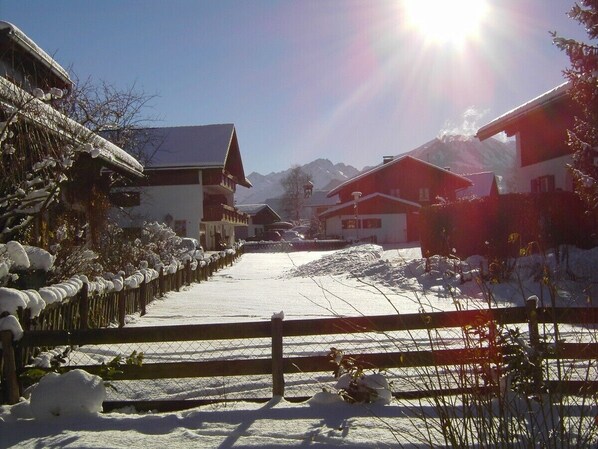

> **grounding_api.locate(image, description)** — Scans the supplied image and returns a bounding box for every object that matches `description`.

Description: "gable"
[328,155,471,201]
[320,193,420,219]
[133,124,251,187]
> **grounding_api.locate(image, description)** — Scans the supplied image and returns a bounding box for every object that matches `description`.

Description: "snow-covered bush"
[29,369,105,419]
[328,347,392,405]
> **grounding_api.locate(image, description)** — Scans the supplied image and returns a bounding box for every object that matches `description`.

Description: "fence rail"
[2,298,597,408]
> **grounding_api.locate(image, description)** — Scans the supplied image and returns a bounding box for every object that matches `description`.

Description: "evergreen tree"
[552,1,598,211]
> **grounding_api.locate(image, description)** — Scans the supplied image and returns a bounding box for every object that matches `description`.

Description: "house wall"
[114,184,204,240]
[336,158,466,205]
[516,153,573,193]
[325,213,408,244]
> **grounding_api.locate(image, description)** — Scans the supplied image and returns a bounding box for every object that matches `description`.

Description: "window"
[342,219,360,229]
[419,187,430,202]
[389,188,400,198]
[174,220,187,237]
[531,175,555,193]
[362,218,382,229]
[109,191,140,207]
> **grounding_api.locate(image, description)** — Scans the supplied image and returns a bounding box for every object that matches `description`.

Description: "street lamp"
[352,191,362,242]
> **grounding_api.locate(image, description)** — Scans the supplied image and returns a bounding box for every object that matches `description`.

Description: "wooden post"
[186,259,191,286]
[271,315,285,397]
[158,266,164,297]
[1,330,20,404]
[139,279,147,316]
[80,283,89,330]
[526,296,543,391]
[118,290,126,328]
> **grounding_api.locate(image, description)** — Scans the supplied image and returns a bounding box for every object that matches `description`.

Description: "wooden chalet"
[322,155,472,243]
[234,204,281,240]
[0,21,143,247]
[112,124,252,250]
[476,82,578,193]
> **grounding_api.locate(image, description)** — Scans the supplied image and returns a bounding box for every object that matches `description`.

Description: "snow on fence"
[2,298,597,409]
[14,249,240,334]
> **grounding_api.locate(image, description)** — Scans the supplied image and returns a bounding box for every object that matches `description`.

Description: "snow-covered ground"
[1,244,596,448]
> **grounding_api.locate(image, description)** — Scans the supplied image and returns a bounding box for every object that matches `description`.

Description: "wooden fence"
[15,250,241,333]
[2,298,597,409]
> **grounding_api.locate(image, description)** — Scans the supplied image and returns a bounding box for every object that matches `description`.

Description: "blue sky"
[0,0,588,174]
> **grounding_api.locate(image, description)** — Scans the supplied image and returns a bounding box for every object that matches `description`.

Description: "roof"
[457,172,497,198]
[0,77,143,177]
[0,21,71,88]
[476,82,570,140]
[135,124,251,187]
[235,204,281,220]
[327,154,472,197]
[319,192,420,219]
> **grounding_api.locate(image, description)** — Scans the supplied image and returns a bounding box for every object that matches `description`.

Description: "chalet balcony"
[203,170,236,193]
[203,203,249,225]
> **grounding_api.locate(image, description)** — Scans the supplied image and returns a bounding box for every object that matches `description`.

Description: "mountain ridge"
[235,136,517,204]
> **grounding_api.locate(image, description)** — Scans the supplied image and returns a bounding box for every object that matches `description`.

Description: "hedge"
[420,192,597,259]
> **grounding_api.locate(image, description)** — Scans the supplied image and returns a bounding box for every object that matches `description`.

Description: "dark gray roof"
[141,124,236,168]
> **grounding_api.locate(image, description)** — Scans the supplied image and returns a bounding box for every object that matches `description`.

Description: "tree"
[552,1,598,212]
[280,166,312,221]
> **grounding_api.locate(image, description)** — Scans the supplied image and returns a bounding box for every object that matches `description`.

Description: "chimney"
[383,156,394,164]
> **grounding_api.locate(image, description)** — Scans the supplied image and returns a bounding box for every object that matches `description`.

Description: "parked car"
[281,230,305,241]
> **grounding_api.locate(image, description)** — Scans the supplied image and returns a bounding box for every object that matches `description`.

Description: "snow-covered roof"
[139,124,234,167]
[476,82,570,140]
[0,77,143,177]
[135,124,251,187]
[235,204,280,220]
[0,21,71,88]
[327,155,472,197]
[457,172,497,198]
[319,192,420,219]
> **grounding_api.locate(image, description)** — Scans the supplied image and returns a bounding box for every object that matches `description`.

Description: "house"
[321,155,472,243]
[476,82,577,193]
[457,172,500,199]
[111,124,251,250]
[234,204,281,240]
[0,21,143,246]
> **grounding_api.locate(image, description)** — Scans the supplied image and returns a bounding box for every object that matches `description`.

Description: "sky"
[0,0,590,175]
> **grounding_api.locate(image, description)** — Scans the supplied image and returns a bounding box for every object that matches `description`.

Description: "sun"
[404,0,489,46]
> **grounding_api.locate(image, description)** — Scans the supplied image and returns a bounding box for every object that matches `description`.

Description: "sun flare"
[404,0,489,46]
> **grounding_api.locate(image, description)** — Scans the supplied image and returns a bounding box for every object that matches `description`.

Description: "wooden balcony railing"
[203,203,249,225]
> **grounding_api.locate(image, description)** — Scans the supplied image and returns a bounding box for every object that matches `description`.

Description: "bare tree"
[280,165,312,221]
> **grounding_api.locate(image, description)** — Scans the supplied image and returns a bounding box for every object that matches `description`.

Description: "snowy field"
[1,244,597,448]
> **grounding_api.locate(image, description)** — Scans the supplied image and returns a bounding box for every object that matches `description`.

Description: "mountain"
[236,136,517,205]
[235,158,360,204]
[402,135,517,192]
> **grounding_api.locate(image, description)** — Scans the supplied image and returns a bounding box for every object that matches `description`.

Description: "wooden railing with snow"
[2,298,597,408]
[11,248,242,334]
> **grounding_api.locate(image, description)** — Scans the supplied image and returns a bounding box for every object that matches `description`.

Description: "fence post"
[525,296,543,391]
[80,282,89,330]
[1,330,20,404]
[139,279,147,316]
[118,290,126,328]
[271,315,285,397]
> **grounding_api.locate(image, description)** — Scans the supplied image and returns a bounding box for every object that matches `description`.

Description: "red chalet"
[321,155,472,244]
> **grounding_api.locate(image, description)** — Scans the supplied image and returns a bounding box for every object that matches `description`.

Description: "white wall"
[517,154,573,193]
[115,184,204,240]
[325,214,408,244]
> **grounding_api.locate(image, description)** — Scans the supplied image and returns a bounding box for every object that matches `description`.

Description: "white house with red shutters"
[321,155,472,244]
